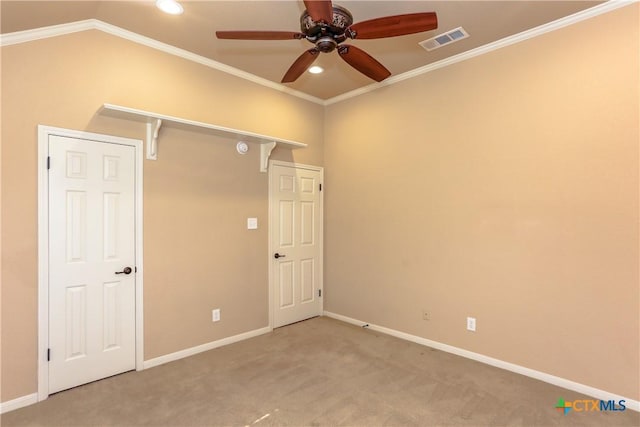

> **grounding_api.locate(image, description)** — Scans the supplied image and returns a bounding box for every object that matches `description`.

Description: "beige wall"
[0,30,324,401]
[324,4,639,400]
[2,3,638,406]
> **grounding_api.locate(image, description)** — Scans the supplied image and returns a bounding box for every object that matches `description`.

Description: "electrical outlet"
[422,310,430,321]
[466,317,476,332]
[212,308,220,322]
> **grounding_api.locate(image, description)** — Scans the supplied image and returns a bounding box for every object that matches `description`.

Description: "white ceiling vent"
[420,27,469,51]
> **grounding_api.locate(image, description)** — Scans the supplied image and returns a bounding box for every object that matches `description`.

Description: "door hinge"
[47,156,51,170]
[319,183,322,192]
[47,348,50,361]
[318,289,322,297]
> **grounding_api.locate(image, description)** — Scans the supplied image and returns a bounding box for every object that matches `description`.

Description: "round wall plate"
[236,141,249,154]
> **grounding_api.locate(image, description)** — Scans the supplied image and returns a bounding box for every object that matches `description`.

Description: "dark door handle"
[274,253,286,259]
[116,267,133,275]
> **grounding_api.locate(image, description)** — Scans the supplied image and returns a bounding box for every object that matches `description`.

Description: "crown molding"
[0,19,325,106]
[324,0,638,105]
[0,19,96,46]
[0,1,636,107]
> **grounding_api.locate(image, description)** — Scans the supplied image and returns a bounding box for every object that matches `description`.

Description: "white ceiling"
[1,1,603,100]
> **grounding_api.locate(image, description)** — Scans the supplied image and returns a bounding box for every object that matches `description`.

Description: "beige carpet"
[2,317,638,426]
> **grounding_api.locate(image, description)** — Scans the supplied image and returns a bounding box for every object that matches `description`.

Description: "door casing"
[37,125,144,401]
[268,160,324,328]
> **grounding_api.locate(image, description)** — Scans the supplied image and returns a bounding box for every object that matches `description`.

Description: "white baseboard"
[0,393,38,414]
[323,311,639,412]
[143,326,272,370]
[4,318,637,414]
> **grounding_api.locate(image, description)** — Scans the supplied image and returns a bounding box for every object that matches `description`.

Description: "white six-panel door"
[48,134,136,394]
[270,163,323,328]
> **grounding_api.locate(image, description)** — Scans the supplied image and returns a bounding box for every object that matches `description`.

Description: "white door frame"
[268,160,324,329]
[37,125,144,401]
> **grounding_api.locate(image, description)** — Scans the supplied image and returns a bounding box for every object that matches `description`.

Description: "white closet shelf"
[99,103,307,172]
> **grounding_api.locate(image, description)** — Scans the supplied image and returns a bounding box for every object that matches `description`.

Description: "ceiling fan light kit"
[216,0,438,84]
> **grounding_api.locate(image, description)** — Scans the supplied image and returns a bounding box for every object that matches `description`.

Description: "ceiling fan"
[216,0,438,83]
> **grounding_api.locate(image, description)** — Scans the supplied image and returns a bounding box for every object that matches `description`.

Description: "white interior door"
[48,134,136,394]
[270,163,323,328]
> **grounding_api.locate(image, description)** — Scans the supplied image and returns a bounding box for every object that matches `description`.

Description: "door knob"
[274,253,286,259]
[116,267,133,275]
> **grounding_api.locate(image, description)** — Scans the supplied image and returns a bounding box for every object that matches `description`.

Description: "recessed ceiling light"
[156,0,183,15]
[308,66,324,74]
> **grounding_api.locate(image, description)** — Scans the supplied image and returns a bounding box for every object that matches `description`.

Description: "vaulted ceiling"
[1,1,603,100]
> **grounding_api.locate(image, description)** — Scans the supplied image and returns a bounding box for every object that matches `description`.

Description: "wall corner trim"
[323,311,640,412]
[142,326,272,370]
[0,393,39,415]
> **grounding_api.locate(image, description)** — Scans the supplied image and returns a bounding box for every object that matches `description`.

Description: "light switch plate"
[247,217,258,230]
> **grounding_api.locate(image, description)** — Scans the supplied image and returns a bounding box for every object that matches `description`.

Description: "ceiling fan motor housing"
[300,5,353,38]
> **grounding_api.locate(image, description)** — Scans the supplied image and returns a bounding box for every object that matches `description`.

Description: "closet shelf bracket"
[146,118,162,161]
[260,142,277,173]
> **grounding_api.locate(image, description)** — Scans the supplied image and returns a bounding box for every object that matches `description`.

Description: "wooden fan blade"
[216,31,304,40]
[303,0,333,23]
[337,45,391,82]
[347,12,437,39]
[282,49,320,83]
